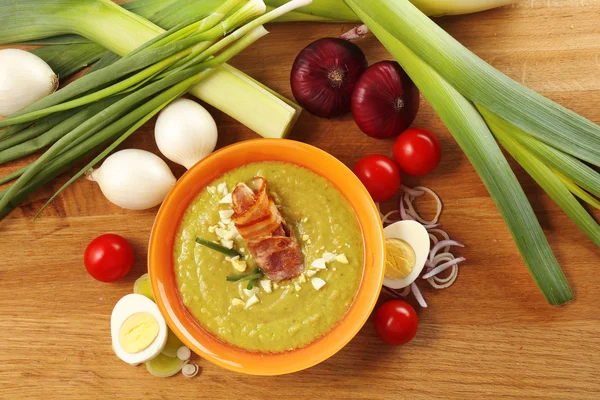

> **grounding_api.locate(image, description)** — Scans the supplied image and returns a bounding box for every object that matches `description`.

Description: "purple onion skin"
[290,38,368,119]
[352,61,420,139]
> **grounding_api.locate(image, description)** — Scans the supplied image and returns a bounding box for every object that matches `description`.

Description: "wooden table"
[1,1,599,399]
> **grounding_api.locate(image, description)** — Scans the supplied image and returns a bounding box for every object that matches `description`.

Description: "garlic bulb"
[0,49,58,116]
[154,98,218,169]
[88,149,176,210]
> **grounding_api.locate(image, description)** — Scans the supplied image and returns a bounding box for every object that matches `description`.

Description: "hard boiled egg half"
[111,294,168,365]
[383,220,430,289]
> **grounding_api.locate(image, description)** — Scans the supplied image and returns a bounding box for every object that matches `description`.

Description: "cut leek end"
[189,64,301,139]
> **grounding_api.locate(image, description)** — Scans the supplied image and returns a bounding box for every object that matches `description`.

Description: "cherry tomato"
[393,127,442,176]
[84,234,134,283]
[374,300,418,345]
[353,155,401,202]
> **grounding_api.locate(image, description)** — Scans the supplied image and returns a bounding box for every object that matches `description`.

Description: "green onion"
[347,2,573,305]
[29,43,106,81]
[346,0,600,166]
[196,238,243,259]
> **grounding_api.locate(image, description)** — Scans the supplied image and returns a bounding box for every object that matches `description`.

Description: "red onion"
[290,38,368,118]
[422,257,466,279]
[351,61,420,139]
[429,239,465,262]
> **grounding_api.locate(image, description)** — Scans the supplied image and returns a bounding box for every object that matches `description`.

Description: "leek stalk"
[0,0,299,139]
[345,1,573,305]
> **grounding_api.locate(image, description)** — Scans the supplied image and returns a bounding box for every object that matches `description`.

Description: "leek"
[482,108,600,247]
[346,1,573,305]
[0,0,299,139]
[348,0,600,166]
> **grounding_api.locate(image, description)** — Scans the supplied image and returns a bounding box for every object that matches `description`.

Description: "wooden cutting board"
[1,1,599,399]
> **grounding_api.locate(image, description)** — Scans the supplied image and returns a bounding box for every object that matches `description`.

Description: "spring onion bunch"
[344,0,600,305]
[0,0,312,217]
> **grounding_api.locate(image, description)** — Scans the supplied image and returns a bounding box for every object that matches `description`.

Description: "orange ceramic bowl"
[148,139,385,375]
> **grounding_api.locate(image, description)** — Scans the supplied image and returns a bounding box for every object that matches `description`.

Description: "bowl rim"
[148,139,385,375]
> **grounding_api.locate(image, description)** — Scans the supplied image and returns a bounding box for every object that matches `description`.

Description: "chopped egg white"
[244,287,259,298]
[260,280,272,293]
[231,298,244,307]
[302,234,310,241]
[245,294,259,309]
[305,270,317,277]
[208,225,216,233]
[298,274,307,283]
[217,182,227,194]
[311,277,326,290]
[219,210,234,220]
[219,193,232,204]
[336,254,349,264]
[294,282,302,292]
[220,239,233,249]
[311,258,327,270]
[273,282,279,290]
[206,186,216,195]
[230,256,247,272]
[322,252,336,262]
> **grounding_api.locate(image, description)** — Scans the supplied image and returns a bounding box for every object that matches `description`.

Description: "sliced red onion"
[432,266,458,284]
[428,266,459,288]
[432,252,455,264]
[428,234,439,246]
[404,186,442,225]
[422,257,465,280]
[375,202,385,220]
[401,185,425,198]
[410,283,428,308]
[399,195,415,221]
[382,209,400,224]
[423,223,440,229]
[429,240,464,262]
[339,24,370,40]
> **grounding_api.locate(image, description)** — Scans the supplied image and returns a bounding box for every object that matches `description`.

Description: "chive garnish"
[195,237,242,258]
[226,268,264,288]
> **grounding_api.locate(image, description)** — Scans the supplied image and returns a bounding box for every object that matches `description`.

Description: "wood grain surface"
[1,1,599,399]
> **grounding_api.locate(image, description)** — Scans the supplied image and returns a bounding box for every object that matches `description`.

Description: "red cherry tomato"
[353,155,401,202]
[393,127,442,176]
[374,300,418,345]
[84,234,134,283]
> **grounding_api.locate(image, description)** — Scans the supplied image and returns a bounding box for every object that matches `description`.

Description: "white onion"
[88,149,176,210]
[154,98,218,169]
[0,49,58,116]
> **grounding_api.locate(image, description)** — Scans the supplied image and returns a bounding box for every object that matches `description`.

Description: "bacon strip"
[232,177,304,281]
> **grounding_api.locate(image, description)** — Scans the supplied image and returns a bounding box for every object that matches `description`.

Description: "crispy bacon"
[232,177,304,281]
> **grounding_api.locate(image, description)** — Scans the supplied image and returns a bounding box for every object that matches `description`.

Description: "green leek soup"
[174,162,364,353]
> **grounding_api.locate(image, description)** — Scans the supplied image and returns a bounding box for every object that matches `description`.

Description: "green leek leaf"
[346,0,572,305]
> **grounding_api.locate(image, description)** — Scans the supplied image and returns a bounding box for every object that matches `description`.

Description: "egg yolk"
[385,238,416,279]
[119,312,159,354]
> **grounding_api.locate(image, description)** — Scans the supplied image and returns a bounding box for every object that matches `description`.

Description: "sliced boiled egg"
[383,220,430,289]
[111,294,168,365]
